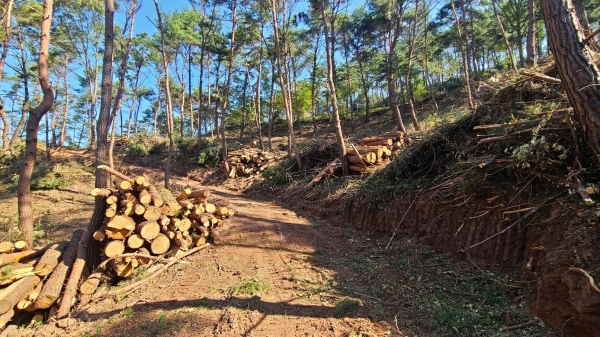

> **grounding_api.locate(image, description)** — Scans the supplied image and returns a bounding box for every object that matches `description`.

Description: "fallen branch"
[92,243,210,301]
[520,70,561,84]
[585,26,600,42]
[569,267,600,293]
[98,253,171,268]
[470,191,565,249]
[306,158,341,188]
[499,317,539,331]
[97,165,134,184]
[56,229,90,319]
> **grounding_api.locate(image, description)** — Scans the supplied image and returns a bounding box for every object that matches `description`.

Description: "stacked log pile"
[91,166,234,279]
[347,131,411,174]
[225,148,278,178]
[0,232,82,329]
[0,166,234,329]
[307,131,411,187]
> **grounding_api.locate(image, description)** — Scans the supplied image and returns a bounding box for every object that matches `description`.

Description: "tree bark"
[525,0,536,67]
[0,105,8,149]
[10,26,30,147]
[0,0,14,82]
[491,0,518,71]
[154,0,175,188]
[405,0,421,131]
[450,0,474,108]
[540,0,600,167]
[59,55,70,147]
[17,0,54,247]
[271,0,301,167]
[86,0,114,268]
[320,0,348,175]
[218,0,237,173]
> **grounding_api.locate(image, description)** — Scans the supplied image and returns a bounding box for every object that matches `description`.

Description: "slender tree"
[154,0,175,188]
[17,0,54,247]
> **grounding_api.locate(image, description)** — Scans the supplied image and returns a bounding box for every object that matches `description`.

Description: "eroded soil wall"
[288,191,600,336]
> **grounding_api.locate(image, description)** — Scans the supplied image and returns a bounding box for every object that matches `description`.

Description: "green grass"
[332,298,362,317]
[227,278,270,296]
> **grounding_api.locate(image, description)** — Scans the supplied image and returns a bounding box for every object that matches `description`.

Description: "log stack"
[90,172,234,279]
[225,148,278,178]
[0,232,82,329]
[347,131,411,174]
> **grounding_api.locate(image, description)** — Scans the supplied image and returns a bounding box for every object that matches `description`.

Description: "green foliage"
[227,278,270,296]
[332,298,361,317]
[262,159,298,186]
[197,140,221,167]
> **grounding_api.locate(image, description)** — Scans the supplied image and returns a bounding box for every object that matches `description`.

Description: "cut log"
[111,260,133,278]
[203,202,216,214]
[104,240,126,258]
[144,206,162,221]
[33,241,68,277]
[176,186,193,200]
[307,158,342,188]
[56,228,90,319]
[34,230,83,310]
[188,189,210,199]
[178,218,192,232]
[127,234,145,249]
[0,309,14,330]
[137,248,151,264]
[362,139,393,147]
[79,271,103,295]
[91,188,114,198]
[178,200,193,210]
[97,165,134,183]
[0,266,37,286]
[347,155,366,166]
[150,234,171,255]
[105,203,117,218]
[0,246,49,268]
[106,215,135,240]
[138,189,152,206]
[0,275,40,314]
[13,241,28,251]
[147,185,164,207]
[106,195,119,205]
[197,225,209,237]
[158,215,170,226]
[136,221,160,240]
[0,242,13,254]
[215,207,229,217]
[134,202,146,215]
[191,234,207,247]
[160,225,175,240]
[133,175,147,188]
[93,228,106,241]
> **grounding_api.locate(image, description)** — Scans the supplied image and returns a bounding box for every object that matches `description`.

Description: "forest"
[0,0,600,335]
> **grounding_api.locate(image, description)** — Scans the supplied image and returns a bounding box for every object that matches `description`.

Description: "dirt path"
[26,162,556,337]
[51,184,389,337]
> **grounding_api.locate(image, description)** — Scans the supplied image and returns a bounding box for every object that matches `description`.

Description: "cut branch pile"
[347,131,411,174]
[225,148,279,178]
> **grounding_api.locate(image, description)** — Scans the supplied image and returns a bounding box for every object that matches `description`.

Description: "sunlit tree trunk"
[18,0,54,247]
[59,55,70,147]
[525,0,536,67]
[0,0,14,82]
[10,26,29,146]
[154,0,175,188]
[450,0,474,108]
[320,0,348,175]
[540,0,600,167]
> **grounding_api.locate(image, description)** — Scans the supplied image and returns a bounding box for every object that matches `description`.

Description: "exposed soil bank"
[276,189,600,337]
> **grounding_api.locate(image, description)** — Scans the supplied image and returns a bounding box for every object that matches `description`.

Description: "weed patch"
[332,298,361,317]
[227,278,269,296]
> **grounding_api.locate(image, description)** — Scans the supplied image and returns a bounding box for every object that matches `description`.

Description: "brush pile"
[225,148,279,178]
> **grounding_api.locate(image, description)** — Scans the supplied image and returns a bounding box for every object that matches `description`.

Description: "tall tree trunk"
[386,34,406,133]
[310,36,320,134]
[405,0,421,131]
[491,0,517,71]
[572,0,591,35]
[108,0,136,168]
[540,0,600,167]
[268,60,275,149]
[271,0,301,167]
[154,0,175,188]
[525,0,536,67]
[17,0,54,247]
[255,27,265,150]
[10,26,29,146]
[450,0,474,108]
[239,68,248,142]
[320,0,347,175]
[0,104,8,149]
[59,56,70,147]
[0,0,14,82]
[218,0,237,174]
[87,0,114,266]
[423,11,439,113]
[213,60,221,140]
